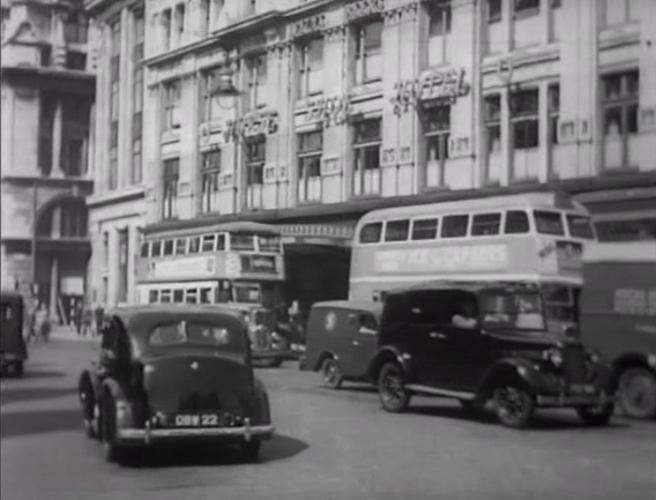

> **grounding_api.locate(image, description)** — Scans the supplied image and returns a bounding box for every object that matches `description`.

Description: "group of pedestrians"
[72,302,105,337]
[25,300,106,341]
[26,302,51,342]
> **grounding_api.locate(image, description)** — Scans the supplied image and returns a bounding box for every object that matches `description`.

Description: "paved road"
[2,340,655,500]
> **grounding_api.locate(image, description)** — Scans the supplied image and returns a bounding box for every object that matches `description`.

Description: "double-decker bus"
[136,221,285,309]
[349,192,596,323]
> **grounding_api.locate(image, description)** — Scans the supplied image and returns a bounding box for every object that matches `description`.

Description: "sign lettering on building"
[224,109,279,142]
[391,67,470,116]
[374,245,509,274]
[304,95,352,127]
[280,223,355,240]
[240,255,278,273]
[150,256,217,279]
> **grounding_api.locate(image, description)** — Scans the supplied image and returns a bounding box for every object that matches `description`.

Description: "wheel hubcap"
[622,373,656,413]
[382,370,402,405]
[498,387,525,421]
[323,362,337,384]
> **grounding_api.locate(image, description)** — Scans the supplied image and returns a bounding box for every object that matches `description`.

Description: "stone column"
[51,99,64,177]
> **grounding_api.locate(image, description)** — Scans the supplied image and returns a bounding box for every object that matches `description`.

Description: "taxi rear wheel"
[321,358,342,389]
[101,396,124,462]
[617,367,656,419]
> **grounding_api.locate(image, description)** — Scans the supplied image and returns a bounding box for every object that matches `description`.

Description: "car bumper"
[536,392,615,407]
[252,349,296,360]
[116,423,274,444]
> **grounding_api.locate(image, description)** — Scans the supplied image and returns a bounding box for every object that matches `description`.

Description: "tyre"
[101,397,124,463]
[268,357,283,368]
[577,403,614,426]
[13,361,24,377]
[617,367,656,419]
[493,383,535,428]
[241,440,261,462]
[459,399,481,413]
[321,357,342,389]
[377,362,410,413]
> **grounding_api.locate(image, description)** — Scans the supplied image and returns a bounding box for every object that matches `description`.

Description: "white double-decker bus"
[349,192,596,323]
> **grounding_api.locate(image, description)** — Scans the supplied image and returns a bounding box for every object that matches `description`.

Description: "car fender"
[101,378,134,429]
[477,358,541,400]
[313,351,338,372]
[252,377,272,425]
[367,345,413,381]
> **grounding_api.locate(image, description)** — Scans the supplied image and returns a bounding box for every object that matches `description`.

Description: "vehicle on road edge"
[369,281,616,428]
[78,305,273,463]
[1,291,28,377]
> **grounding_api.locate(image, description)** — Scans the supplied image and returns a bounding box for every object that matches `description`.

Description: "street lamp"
[212,66,241,110]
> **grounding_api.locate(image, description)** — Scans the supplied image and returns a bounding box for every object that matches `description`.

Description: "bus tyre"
[493,383,534,428]
[618,367,656,419]
[321,358,342,389]
[378,362,410,413]
[577,403,614,426]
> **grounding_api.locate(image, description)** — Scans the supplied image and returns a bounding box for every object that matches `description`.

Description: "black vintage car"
[370,281,616,428]
[1,291,28,377]
[78,305,273,462]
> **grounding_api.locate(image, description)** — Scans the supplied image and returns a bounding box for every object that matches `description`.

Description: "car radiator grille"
[562,346,586,384]
[253,330,270,350]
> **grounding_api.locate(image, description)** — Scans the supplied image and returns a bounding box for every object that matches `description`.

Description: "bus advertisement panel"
[349,192,595,322]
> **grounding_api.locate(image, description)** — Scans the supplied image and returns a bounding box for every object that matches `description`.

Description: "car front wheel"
[377,362,410,413]
[494,383,534,428]
[617,367,656,419]
[321,358,342,389]
[577,403,614,426]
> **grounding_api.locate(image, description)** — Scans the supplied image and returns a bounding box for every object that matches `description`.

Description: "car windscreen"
[480,292,546,331]
[148,320,246,353]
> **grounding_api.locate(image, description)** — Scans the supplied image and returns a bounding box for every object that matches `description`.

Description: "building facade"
[81,0,656,314]
[84,0,147,308]
[1,0,97,322]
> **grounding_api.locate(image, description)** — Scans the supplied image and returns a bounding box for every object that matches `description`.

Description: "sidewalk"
[49,324,100,342]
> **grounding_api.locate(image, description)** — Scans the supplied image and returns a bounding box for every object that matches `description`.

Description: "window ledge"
[513,8,540,21]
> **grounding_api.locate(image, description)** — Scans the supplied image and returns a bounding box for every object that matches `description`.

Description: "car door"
[341,311,379,379]
[438,291,488,392]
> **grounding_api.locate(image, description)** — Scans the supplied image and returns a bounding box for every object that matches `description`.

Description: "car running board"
[405,384,476,400]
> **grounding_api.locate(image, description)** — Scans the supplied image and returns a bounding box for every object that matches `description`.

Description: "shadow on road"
[120,434,309,468]
[409,404,630,430]
[0,409,81,439]
[0,387,77,406]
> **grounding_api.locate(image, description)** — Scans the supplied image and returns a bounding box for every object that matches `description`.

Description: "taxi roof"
[388,280,541,296]
[312,300,383,315]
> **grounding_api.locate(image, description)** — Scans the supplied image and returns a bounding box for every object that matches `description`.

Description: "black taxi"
[370,281,616,428]
[1,291,27,377]
[78,305,273,462]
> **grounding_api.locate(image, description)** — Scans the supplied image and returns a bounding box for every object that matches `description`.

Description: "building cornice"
[86,186,146,208]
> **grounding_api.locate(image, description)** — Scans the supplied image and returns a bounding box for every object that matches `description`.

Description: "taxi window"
[148,321,245,352]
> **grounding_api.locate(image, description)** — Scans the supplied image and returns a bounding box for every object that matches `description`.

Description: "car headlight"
[271,331,281,342]
[543,347,563,367]
[586,349,601,364]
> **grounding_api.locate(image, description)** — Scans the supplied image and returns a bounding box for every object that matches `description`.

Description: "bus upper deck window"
[201,234,216,252]
[140,242,150,257]
[217,233,226,250]
[200,288,212,304]
[163,239,174,256]
[566,214,595,239]
[175,238,187,255]
[231,233,255,251]
[534,211,564,235]
[360,222,383,243]
[505,210,529,234]
[412,218,438,240]
[471,213,501,236]
[151,240,162,257]
[385,220,410,242]
[188,236,200,253]
[173,289,184,303]
[441,215,469,238]
[148,290,159,303]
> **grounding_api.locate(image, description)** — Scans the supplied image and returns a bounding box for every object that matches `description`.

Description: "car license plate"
[173,413,223,427]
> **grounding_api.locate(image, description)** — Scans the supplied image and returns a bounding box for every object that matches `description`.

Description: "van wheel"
[577,403,614,426]
[378,362,410,413]
[617,367,656,419]
[494,383,534,428]
[321,358,342,389]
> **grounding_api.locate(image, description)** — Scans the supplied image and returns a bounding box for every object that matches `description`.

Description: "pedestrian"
[94,303,105,336]
[81,304,93,337]
[26,300,37,343]
[74,300,83,336]
[34,302,50,342]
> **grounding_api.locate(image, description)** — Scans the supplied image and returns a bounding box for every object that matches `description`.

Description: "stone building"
[1,0,97,323]
[84,0,656,312]
[84,0,146,308]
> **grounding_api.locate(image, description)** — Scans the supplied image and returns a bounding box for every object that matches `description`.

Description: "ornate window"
[297,130,323,203]
[247,54,267,110]
[602,70,639,169]
[109,19,121,189]
[298,37,323,98]
[354,20,382,84]
[162,158,179,219]
[201,150,221,213]
[428,0,451,36]
[424,104,450,187]
[162,80,181,131]
[511,89,539,150]
[131,9,144,184]
[245,137,266,208]
[352,118,381,196]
